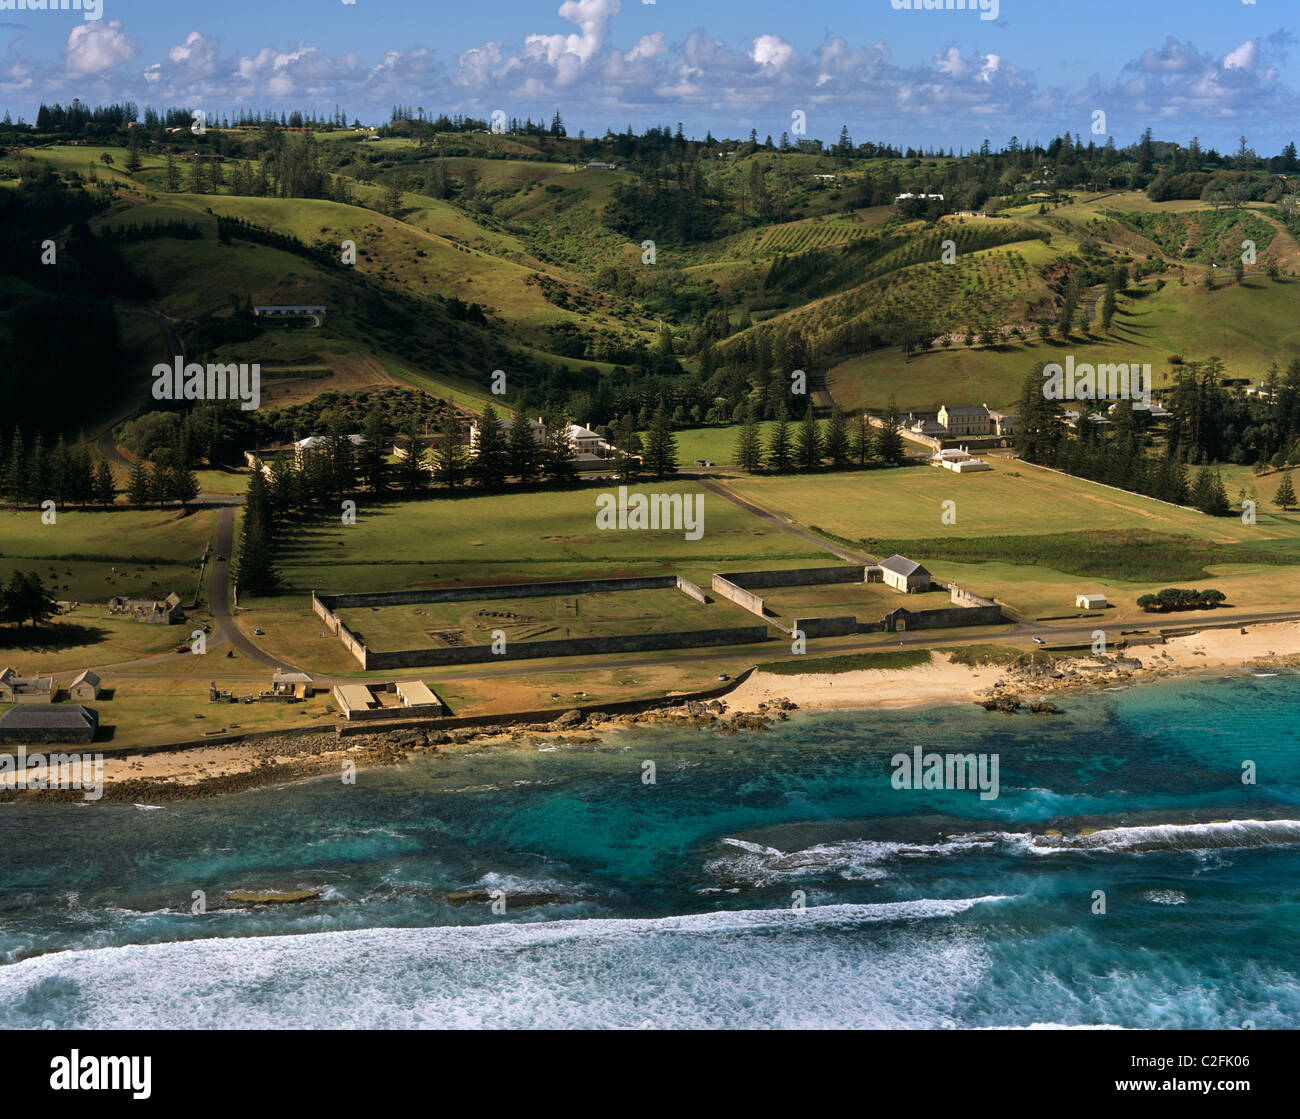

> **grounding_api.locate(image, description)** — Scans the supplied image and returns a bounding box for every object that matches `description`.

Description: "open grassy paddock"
[267,481,826,597]
[337,585,758,653]
[758,579,914,624]
[0,506,215,603]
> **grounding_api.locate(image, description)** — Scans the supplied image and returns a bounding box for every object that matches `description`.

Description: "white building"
[929,447,992,473]
[1075,593,1108,610]
[875,555,932,594]
[566,423,608,453]
[936,404,1015,439]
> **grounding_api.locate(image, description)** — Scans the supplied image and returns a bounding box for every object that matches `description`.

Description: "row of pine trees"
[732,400,907,471]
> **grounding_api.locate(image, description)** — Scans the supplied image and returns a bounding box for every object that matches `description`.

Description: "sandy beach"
[728,621,1300,713]
[6,621,1300,800]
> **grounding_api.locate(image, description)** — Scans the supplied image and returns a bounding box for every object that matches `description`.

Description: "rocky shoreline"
[0,695,802,804]
[7,630,1300,803]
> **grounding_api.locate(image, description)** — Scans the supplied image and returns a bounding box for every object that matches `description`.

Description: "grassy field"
[759,580,910,624]
[725,457,1298,546]
[0,506,215,602]
[826,272,1300,412]
[0,611,198,673]
[337,586,756,652]
[722,457,1300,620]
[263,481,825,595]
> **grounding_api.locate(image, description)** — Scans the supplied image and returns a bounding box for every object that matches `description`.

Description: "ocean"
[1,672,1298,1029]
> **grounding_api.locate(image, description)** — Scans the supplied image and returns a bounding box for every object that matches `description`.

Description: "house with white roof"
[929,447,992,473]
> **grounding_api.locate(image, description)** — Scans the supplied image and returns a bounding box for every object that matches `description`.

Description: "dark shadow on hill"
[0,622,111,651]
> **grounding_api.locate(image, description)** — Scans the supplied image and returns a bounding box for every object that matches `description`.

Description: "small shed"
[878,555,932,594]
[68,670,102,702]
[1075,593,1108,609]
[272,670,315,699]
[395,680,441,710]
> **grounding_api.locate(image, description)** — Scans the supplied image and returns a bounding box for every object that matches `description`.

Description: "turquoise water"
[1,673,1298,1029]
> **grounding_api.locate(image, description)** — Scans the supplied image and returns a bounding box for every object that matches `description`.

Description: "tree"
[170,466,200,510]
[766,406,792,472]
[876,397,905,464]
[795,400,822,470]
[850,412,874,466]
[434,412,467,489]
[507,411,539,483]
[127,460,151,506]
[381,178,404,218]
[824,403,849,468]
[92,458,116,506]
[396,422,430,494]
[235,467,278,595]
[542,418,575,483]
[357,407,391,493]
[2,571,56,628]
[1276,472,1297,511]
[735,404,764,471]
[643,405,679,479]
[470,405,509,489]
[2,427,24,506]
[165,151,179,192]
[612,413,642,481]
[125,126,141,173]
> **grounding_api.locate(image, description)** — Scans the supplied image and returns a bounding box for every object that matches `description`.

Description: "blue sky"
[2,0,1297,152]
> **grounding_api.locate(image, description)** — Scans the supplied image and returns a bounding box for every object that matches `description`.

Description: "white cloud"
[751,34,794,70]
[1222,40,1256,71]
[625,32,665,63]
[65,19,133,75]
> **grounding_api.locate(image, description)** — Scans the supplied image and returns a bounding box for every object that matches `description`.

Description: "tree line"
[733,399,907,471]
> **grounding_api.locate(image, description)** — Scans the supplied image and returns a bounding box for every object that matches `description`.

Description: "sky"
[2,0,1297,153]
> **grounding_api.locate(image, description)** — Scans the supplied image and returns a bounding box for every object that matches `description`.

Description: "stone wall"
[316,575,679,611]
[313,592,368,668]
[674,575,708,604]
[710,574,767,622]
[365,625,770,670]
[793,616,860,638]
[334,668,757,737]
[720,565,867,589]
[949,583,997,608]
[879,604,1003,632]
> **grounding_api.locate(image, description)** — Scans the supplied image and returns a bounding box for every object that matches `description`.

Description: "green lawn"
[338,585,756,652]
[827,271,1300,413]
[0,506,215,602]
[267,480,826,596]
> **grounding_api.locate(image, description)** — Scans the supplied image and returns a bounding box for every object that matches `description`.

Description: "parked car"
[216,554,226,562]
[717,673,729,682]
[253,627,265,635]
[1031,636,1045,645]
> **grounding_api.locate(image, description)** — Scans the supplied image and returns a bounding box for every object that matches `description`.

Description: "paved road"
[204,504,305,672]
